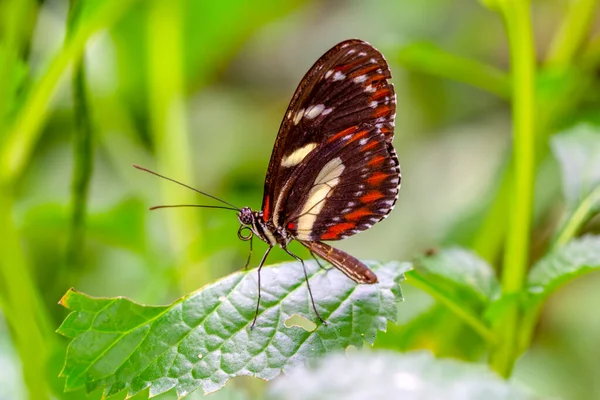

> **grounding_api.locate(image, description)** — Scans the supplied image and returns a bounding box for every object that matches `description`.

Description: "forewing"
[283,123,400,241]
[261,39,396,223]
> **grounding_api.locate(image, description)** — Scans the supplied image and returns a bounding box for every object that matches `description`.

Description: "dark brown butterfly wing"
[279,123,399,241]
[261,39,397,226]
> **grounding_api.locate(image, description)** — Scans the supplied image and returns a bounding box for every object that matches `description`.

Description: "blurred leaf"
[57,261,408,398]
[527,235,600,305]
[113,0,304,113]
[376,303,486,362]
[267,351,534,400]
[551,123,600,211]
[408,248,498,343]
[396,42,510,99]
[87,198,146,251]
[414,248,499,304]
[0,0,139,182]
[0,43,29,123]
[22,199,146,252]
[551,124,600,245]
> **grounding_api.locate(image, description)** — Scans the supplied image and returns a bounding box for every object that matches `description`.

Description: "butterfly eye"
[238,226,253,241]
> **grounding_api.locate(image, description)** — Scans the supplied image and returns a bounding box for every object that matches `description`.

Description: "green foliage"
[414,248,499,304]
[2,0,600,399]
[551,124,600,246]
[57,261,408,398]
[268,351,534,400]
[527,235,600,305]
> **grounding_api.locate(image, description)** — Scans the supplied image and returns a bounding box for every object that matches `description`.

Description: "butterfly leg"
[310,250,329,270]
[243,235,253,270]
[251,245,273,329]
[283,247,326,325]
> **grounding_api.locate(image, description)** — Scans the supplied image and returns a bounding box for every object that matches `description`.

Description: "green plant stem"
[0,0,137,184]
[406,271,497,344]
[472,164,511,262]
[0,189,52,399]
[147,0,208,290]
[0,0,36,130]
[489,0,536,378]
[545,0,598,66]
[64,55,94,282]
[397,42,511,99]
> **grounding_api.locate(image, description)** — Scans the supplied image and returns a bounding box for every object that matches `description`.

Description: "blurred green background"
[1,0,600,399]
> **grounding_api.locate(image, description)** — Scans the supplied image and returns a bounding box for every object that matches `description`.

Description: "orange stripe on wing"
[372,87,390,100]
[368,155,385,167]
[327,126,359,143]
[373,105,392,118]
[345,208,373,221]
[360,191,384,203]
[350,64,380,77]
[348,130,369,143]
[321,222,355,240]
[367,172,388,185]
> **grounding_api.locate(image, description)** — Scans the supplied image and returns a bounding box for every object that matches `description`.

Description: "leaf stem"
[406,271,497,344]
[545,0,598,66]
[0,189,52,399]
[397,42,511,99]
[64,36,94,285]
[553,186,600,248]
[490,0,536,377]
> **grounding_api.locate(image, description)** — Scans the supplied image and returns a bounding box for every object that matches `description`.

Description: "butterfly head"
[237,206,255,226]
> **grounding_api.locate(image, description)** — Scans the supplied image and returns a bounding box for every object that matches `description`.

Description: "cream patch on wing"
[281,143,318,167]
[295,157,345,240]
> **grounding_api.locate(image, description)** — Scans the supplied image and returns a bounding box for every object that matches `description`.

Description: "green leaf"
[551,123,600,211]
[414,248,499,304]
[408,248,499,343]
[527,235,600,303]
[267,351,534,400]
[57,260,409,398]
[551,124,600,245]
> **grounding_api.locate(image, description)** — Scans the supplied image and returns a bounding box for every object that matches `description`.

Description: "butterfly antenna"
[149,204,238,211]
[133,165,241,211]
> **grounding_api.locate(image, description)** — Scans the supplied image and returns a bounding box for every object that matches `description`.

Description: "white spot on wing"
[358,51,367,56]
[365,84,376,93]
[325,70,333,79]
[353,75,367,83]
[359,138,368,145]
[333,71,346,81]
[304,104,325,119]
[296,158,345,239]
[281,143,318,167]
[322,107,334,116]
[370,101,378,108]
[293,109,304,125]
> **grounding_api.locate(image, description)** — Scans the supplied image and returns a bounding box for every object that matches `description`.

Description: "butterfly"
[135,39,401,328]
